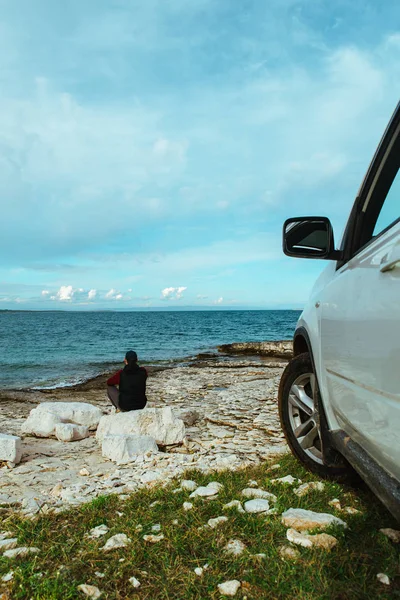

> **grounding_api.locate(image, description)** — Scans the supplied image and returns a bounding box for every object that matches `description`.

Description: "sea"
[0,310,301,390]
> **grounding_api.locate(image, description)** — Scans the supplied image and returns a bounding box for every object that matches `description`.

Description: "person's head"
[124,350,138,366]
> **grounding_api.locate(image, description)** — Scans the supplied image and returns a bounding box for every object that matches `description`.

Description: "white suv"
[279,101,400,521]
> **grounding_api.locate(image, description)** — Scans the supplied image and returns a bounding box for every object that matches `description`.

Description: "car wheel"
[278,352,353,479]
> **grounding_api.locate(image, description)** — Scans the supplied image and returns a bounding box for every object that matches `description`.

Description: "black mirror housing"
[283,216,341,260]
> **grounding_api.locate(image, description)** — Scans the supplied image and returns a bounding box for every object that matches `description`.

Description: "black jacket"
[118,364,147,411]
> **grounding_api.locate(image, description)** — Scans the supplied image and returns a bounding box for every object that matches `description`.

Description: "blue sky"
[0,0,399,310]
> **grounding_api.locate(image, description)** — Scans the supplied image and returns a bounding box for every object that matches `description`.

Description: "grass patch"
[0,454,399,599]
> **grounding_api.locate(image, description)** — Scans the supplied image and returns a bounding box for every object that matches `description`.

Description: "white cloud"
[105,288,116,298]
[197,294,208,299]
[115,293,123,300]
[161,286,187,300]
[88,289,97,300]
[214,297,223,305]
[41,290,50,296]
[105,288,123,300]
[52,285,74,301]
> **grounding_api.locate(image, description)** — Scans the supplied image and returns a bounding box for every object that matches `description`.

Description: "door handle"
[380,242,400,272]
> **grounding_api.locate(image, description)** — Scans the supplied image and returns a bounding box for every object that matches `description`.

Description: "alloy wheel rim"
[288,372,323,465]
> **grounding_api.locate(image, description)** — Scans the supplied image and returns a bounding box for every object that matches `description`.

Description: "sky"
[0,0,399,311]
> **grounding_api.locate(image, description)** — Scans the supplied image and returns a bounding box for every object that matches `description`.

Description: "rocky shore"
[0,343,290,517]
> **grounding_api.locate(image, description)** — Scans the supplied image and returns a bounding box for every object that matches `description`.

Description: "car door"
[319,119,400,481]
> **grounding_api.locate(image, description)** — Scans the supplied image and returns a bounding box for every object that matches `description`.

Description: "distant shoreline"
[0,308,303,313]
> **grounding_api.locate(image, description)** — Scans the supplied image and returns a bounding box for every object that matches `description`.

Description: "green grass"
[0,454,399,599]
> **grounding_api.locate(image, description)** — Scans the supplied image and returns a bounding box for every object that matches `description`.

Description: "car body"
[279,100,400,521]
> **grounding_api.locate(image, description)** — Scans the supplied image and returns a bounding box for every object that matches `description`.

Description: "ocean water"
[0,310,300,390]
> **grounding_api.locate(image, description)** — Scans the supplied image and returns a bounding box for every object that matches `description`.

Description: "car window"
[373,167,400,237]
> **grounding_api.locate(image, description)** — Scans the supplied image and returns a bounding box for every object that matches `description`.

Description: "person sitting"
[106,350,147,412]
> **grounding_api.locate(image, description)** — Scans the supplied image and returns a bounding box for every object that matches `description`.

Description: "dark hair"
[125,350,138,365]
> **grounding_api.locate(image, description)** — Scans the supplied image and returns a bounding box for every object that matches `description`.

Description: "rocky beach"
[0,342,291,517]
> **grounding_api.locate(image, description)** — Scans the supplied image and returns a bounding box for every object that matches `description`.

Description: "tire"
[278,352,354,479]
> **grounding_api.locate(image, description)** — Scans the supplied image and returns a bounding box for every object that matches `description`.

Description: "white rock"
[207,481,224,492]
[253,553,266,560]
[101,434,158,465]
[151,524,161,532]
[377,573,390,585]
[244,499,270,513]
[50,483,63,498]
[183,502,193,511]
[0,538,18,552]
[3,546,40,558]
[224,539,246,555]
[217,580,241,596]
[241,488,277,502]
[223,500,245,513]
[1,571,13,582]
[0,433,22,464]
[194,567,204,576]
[271,475,300,485]
[101,533,130,551]
[77,584,102,598]
[95,572,105,578]
[294,482,325,497]
[279,545,300,559]
[180,480,198,491]
[0,532,12,541]
[208,516,228,529]
[55,423,89,442]
[143,534,164,543]
[88,525,109,539]
[380,528,400,543]
[22,402,103,437]
[286,528,338,550]
[190,485,219,498]
[79,468,91,476]
[247,480,258,487]
[282,508,347,531]
[96,407,185,446]
[129,576,141,588]
[141,470,163,484]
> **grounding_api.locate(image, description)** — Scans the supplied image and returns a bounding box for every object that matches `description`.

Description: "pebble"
[151,524,161,532]
[279,545,300,559]
[244,499,270,513]
[217,580,241,596]
[3,547,40,559]
[208,516,228,529]
[94,572,105,578]
[190,485,219,498]
[180,480,198,491]
[0,538,18,552]
[241,488,277,502]
[294,482,324,497]
[224,539,246,556]
[194,567,204,576]
[380,528,400,543]
[223,500,245,513]
[101,533,131,552]
[253,553,266,560]
[183,502,193,511]
[77,584,102,598]
[88,525,109,539]
[1,572,13,582]
[377,573,390,585]
[129,576,141,588]
[143,534,164,543]
[286,528,338,550]
[79,468,91,476]
[271,475,300,485]
[247,480,258,487]
[50,483,63,497]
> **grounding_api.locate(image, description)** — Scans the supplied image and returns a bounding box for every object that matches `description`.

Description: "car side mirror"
[283,217,341,260]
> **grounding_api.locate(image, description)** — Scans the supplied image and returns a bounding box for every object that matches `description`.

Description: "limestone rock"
[0,538,18,552]
[183,502,193,511]
[294,482,325,497]
[190,483,221,498]
[180,480,198,491]
[279,545,300,559]
[96,407,185,446]
[244,499,270,513]
[88,525,109,539]
[0,433,22,465]
[101,533,130,552]
[217,579,241,596]
[271,475,300,485]
[286,528,338,550]
[282,508,347,531]
[1,572,13,583]
[241,488,277,502]
[3,547,40,558]
[21,402,103,437]
[77,584,102,598]
[180,410,200,426]
[143,534,164,543]
[224,539,246,555]
[380,528,400,543]
[129,576,141,588]
[55,423,89,442]
[377,573,390,585]
[208,516,228,528]
[223,500,245,513]
[101,434,158,464]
